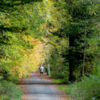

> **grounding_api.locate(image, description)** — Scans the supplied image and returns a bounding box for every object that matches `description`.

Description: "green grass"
[52,79,64,83]
[58,85,72,95]
[52,78,68,83]
[52,79,72,97]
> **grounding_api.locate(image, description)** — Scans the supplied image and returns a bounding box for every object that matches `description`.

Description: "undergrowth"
[56,75,100,100]
[70,75,100,100]
[0,80,22,100]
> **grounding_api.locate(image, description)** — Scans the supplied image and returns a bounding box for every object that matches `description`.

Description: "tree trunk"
[69,35,76,81]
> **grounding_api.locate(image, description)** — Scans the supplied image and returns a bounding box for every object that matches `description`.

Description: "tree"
[66,0,100,81]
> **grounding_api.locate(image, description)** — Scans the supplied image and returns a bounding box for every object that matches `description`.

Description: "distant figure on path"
[38,64,44,79]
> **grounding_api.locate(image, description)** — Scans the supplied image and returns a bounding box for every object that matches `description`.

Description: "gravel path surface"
[17,72,67,100]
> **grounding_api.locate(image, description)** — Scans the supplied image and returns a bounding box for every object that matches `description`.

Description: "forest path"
[17,72,67,100]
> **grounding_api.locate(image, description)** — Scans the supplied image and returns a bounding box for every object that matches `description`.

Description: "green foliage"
[70,76,100,100]
[52,78,69,83]
[63,0,100,81]
[0,80,22,100]
[0,0,41,82]
[48,38,69,80]
[52,79,64,83]
[0,0,100,100]
[58,85,72,95]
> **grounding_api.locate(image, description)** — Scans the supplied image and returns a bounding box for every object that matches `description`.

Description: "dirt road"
[17,72,67,100]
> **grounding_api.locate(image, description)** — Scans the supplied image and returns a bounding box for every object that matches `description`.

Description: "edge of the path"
[17,71,72,100]
[35,71,72,100]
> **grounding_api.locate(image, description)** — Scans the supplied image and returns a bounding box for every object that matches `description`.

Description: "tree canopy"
[1,0,100,99]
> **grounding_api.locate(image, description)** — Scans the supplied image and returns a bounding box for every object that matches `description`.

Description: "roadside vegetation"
[57,76,100,100]
[0,76,22,100]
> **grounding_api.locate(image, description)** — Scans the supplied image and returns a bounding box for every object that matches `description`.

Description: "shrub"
[0,80,22,100]
[70,75,100,100]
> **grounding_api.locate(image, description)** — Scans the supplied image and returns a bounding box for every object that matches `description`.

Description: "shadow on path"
[17,72,67,100]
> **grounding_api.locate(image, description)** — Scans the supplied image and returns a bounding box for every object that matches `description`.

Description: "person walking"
[39,64,44,79]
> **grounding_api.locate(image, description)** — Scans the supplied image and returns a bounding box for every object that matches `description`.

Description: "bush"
[0,80,22,100]
[70,75,100,100]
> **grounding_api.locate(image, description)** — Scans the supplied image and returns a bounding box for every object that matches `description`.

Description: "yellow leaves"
[18,68,24,78]
[5,18,11,25]
[63,2,66,4]
[27,10,32,14]
[7,36,46,79]
[17,38,46,77]
[41,23,47,29]
[0,15,3,18]
[22,35,32,41]
[36,28,39,30]
[30,39,39,45]
[73,70,80,78]
[0,56,11,63]
[28,41,46,69]
[22,35,28,41]
[10,66,24,78]
[0,58,5,62]
[50,28,58,32]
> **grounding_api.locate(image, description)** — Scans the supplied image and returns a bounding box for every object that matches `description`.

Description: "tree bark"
[69,35,76,81]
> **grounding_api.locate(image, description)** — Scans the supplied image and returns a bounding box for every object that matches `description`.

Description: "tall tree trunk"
[69,35,76,81]
[82,26,87,77]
